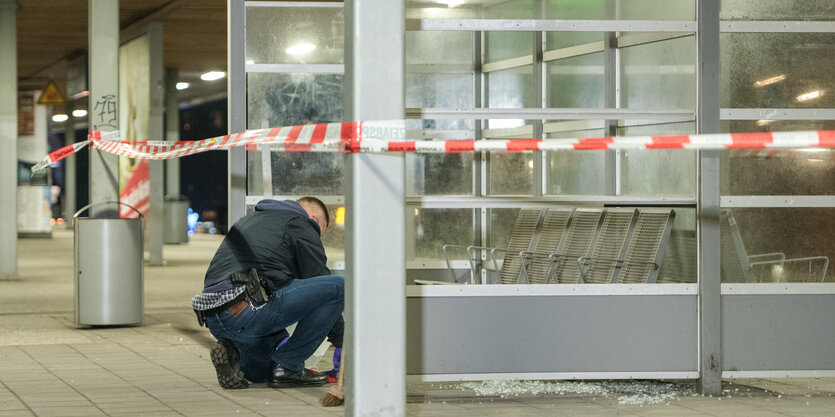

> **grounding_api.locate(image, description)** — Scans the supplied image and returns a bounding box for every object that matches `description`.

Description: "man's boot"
[210,339,249,389]
[268,363,328,388]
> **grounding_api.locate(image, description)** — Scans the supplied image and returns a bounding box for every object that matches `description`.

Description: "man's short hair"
[297,196,330,228]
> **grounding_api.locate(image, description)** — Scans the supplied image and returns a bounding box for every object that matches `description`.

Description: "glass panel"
[246,72,344,195]
[322,203,345,265]
[546,30,600,52]
[615,0,695,20]
[618,122,696,197]
[407,31,473,66]
[721,121,835,196]
[489,208,519,251]
[407,152,473,195]
[270,153,343,196]
[721,154,835,197]
[247,73,343,129]
[545,150,606,195]
[657,207,697,283]
[406,0,694,20]
[721,0,835,21]
[486,32,532,62]
[487,66,535,108]
[721,33,835,108]
[408,208,474,262]
[490,153,533,195]
[483,0,537,19]
[245,6,344,65]
[405,2,480,19]
[407,74,474,108]
[548,52,604,108]
[621,35,696,109]
[721,208,834,283]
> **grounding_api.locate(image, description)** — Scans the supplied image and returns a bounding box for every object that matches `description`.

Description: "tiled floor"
[0,227,832,416]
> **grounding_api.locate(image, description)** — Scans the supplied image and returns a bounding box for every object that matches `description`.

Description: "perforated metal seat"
[519,208,574,284]
[550,209,605,284]
[495,209,546,284]
[616,209,676,284]
[580,209,639,284]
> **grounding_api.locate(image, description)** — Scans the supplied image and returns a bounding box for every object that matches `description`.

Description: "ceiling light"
[52,114,68,123]
[796,90,823,102]
[200,71,226,81]
[754,74,786,87]
[286,43,316,56]
[446,0,464,6]
[756,119,773,126]
[71,109,87,118]
[176,82,190,90]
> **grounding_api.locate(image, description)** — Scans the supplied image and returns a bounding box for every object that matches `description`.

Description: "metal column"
[88,0,121,218]
[227,0,246,226]
[0,0,18,279]
[147,22,164,265]
[696,0,722,396]
[344,0,406,415]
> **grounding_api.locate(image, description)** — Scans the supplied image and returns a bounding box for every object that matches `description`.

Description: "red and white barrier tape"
[31,121,835,172]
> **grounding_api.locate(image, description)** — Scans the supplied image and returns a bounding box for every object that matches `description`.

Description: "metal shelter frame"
[227,0,835,412]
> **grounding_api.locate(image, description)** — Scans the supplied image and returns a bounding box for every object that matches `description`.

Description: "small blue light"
[187,208,199,234]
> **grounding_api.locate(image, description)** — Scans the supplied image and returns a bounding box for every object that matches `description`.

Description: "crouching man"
[191,197,344,389]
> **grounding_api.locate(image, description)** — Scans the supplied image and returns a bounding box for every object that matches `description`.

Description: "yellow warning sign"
[37,79,65,105]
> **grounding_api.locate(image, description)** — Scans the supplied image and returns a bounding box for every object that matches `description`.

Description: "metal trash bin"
[163,195,189,244]
[74,201,144,326]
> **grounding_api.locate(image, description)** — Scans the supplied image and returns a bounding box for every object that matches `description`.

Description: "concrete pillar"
[227,0,246,226]
[164,67,180,197]
[64,106,77,227]
[344,0,406,415]
[0,0,18,279]
[147,22,164,265]
[88,0,121,218]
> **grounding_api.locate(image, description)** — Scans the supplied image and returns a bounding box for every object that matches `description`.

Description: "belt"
[203,296,248,317]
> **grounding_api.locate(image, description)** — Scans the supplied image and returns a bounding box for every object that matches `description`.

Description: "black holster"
[230,268,272,304]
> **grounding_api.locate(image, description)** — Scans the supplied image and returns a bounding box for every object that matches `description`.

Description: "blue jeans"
[205,275,344,382]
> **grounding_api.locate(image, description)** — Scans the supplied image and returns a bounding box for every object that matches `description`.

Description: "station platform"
[0,227,832,416]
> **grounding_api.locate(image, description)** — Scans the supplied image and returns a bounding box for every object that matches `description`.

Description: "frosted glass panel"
[721,209,834,283]
[406,0,694,20]
[487,67,535,108]
[245,6,343,65]
[408,208,474,262]
[246,72,344,196]
[721,1,835,21]
[407,152,473,195]
[490,153,533,195]
[621,35,696,109]
[486,32,532,62]
[721,33,835,108]
[407,31,473,66]
[247,73,343,128]
[618,122,696,197]
[548,52,604,108]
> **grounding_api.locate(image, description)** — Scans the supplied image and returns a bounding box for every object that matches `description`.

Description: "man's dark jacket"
[202,199,330,293]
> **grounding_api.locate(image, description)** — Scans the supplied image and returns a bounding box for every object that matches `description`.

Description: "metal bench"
[442,208,546,285]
